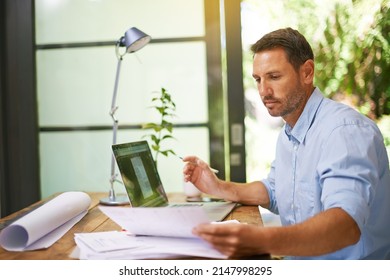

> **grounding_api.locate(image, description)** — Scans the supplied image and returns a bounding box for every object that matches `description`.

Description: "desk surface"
[0,192,269,260]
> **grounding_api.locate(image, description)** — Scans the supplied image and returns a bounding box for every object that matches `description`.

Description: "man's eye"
[270,75,280,80]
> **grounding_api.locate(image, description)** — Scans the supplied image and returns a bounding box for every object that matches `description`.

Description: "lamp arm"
[109,55,123,195]
[110,56,122,117]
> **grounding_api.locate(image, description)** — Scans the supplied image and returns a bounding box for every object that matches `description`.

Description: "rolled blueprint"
[0,191,91,251]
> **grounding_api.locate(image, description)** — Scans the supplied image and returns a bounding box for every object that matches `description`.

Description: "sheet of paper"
[0,192,91,251]
[258,206,282,227]
[99,206,210,238]
[73,231,227,260]
[74,231,145,253]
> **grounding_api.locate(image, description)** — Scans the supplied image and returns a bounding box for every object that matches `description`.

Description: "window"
[35,0,216,197]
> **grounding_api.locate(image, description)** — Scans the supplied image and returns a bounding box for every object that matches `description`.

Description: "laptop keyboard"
[169,203,203,207]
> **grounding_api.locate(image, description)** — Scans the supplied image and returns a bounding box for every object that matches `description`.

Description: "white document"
[0,191,91,251]
[99,206,210,238]
[73,231,227,260]
[258,206,282,227]
[75,231,144,253]
[72,207,237,259]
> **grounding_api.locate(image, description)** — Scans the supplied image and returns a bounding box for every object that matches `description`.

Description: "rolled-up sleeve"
[318,122,381,231]
[262,160,279,214]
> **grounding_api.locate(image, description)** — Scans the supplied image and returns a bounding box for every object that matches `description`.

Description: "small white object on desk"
[183,180,202,198]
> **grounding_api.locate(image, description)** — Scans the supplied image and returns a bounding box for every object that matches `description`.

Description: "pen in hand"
[177,155,219,174]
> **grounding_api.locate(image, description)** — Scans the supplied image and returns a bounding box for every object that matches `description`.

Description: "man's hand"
[182,156,221,196]
[192,223,268,258]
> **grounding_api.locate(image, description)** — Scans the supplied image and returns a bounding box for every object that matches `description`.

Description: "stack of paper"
[71,206,229,259]
[73,231,227,259]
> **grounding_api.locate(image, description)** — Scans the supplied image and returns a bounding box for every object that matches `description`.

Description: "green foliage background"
[314,1,389,119]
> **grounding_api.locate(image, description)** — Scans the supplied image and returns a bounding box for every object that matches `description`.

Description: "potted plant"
[142,88,177,166]
[142,88,202,199]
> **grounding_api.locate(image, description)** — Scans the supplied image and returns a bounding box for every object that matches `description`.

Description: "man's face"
[252,48,310,126]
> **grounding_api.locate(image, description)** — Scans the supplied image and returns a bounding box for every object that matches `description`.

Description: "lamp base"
[99,194,129,206]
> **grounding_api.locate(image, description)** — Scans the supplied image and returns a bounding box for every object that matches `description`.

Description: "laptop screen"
[112,141,169,207]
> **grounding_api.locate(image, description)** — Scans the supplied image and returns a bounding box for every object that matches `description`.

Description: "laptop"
[112,140,237,222]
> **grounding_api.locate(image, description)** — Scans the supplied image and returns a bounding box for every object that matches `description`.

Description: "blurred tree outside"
[241,0,390,181]
[314,0,389,119]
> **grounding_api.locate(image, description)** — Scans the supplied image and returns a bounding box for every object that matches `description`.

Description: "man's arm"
[193,207,361,258]
[183,156,270,207]
[262,207,361,257]
[217,180,270,208]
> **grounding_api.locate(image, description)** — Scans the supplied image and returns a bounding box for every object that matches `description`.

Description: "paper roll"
[0,191,91,251]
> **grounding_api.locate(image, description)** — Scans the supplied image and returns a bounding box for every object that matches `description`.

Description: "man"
[183,28,390,259]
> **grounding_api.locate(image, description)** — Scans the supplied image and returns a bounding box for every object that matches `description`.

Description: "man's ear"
[301,59,315,84]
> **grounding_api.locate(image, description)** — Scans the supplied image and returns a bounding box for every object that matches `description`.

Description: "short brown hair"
[250,27,314,71]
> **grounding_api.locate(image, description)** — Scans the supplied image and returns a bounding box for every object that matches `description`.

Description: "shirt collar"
[284,88,324,144]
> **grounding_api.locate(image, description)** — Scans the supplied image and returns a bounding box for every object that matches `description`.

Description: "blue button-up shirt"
[262,88,390,259]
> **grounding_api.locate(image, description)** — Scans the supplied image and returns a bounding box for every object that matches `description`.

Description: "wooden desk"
[0,192,270,260]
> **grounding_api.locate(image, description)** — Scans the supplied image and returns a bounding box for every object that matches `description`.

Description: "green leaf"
[151,134,158,143]
[162,135,174,140]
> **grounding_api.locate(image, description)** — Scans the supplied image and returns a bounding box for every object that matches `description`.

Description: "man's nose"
[258,80,269,97]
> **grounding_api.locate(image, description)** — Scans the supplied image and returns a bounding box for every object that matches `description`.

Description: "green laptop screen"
[112,141,168,207]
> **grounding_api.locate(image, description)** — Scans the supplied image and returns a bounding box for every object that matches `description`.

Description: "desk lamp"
[100,27,151,205]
